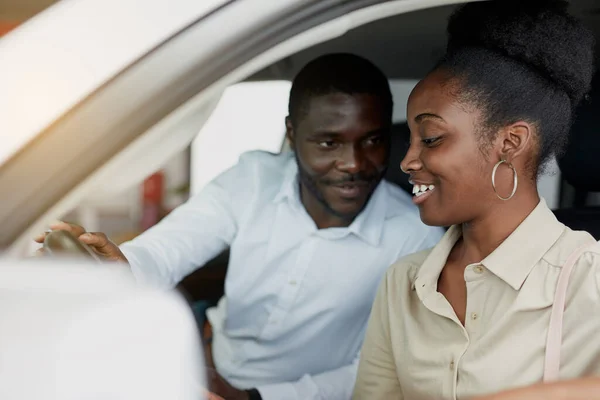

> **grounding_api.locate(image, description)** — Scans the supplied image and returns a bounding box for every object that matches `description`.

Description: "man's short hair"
[288,53,393,127]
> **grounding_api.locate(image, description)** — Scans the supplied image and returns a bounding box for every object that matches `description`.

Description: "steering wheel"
[43,229,101,262]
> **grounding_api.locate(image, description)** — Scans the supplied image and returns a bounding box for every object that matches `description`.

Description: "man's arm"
[253,356,360,400]
[35,152,255,289]
[250,274,402,400]
[120,157,254,289]
[471,377,600,400]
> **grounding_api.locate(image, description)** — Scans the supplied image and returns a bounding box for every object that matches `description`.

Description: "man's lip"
[332,181,370,188]
[330,181,371,198]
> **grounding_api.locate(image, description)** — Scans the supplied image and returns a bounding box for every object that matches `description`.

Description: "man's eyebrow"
[309,131,340,138]
[364,128,388,136]
[308,128,388,139]
[415,113,445,123]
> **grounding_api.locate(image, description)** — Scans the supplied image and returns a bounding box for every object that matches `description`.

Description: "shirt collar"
[414,225,460,293]
[345,183,387,247]
[481,198,565,290]
[273,156,298,204]
[272,156,387,247]
[416,198,565,292]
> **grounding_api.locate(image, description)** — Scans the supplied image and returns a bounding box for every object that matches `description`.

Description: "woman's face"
[402,69,507,227]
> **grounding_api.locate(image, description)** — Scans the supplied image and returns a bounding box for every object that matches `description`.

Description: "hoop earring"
[491,159,518,201]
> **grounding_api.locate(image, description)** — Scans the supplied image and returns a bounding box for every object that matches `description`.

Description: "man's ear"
[285,116,295,151]
[497,121,534,163]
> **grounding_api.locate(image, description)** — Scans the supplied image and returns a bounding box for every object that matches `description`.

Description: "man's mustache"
[324,174,378,186]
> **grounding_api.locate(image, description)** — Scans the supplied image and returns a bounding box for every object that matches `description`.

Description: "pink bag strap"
[543,241,597,382]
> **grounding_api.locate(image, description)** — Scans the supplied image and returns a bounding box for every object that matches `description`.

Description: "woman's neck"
[458,189,541,265]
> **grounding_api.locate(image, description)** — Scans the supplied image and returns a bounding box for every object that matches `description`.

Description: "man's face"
[288,92,390,221]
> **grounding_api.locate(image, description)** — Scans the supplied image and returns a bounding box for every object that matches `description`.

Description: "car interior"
[2,1,599,397]
[178,1,600,305]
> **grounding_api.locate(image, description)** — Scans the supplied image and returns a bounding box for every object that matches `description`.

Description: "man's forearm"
[256,358,359,400]
[473,377,600,400]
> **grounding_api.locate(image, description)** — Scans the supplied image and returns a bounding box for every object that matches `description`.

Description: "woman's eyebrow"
[415,113,445,124]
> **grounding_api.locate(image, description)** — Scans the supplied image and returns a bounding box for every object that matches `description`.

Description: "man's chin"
[327,199,368,220]
[325,189,377,218]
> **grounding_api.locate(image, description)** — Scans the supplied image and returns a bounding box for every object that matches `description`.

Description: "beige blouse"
[353,200,600,400]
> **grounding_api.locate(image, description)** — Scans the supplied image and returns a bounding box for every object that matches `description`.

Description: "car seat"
[554,76,600,240]
[384,121,413,196]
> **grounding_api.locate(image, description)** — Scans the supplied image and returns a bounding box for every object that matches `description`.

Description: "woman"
[353,1,599,399]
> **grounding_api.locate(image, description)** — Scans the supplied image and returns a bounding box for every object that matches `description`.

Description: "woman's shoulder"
[545,227,600,267]
[546,227,600,295]
[569,234,600,293]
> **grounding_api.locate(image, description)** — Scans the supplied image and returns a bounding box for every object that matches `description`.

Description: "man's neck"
[299,185,354,230]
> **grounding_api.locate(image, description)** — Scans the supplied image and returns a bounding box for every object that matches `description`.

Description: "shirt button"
[471,312,479,321]
[449,361,455,369]
[289,280,297,286]
[474,266,484,274]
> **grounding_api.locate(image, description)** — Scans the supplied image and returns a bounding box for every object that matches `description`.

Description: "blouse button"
[473,266,484,274]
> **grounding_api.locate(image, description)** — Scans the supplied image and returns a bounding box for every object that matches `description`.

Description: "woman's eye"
[421,136,441,147]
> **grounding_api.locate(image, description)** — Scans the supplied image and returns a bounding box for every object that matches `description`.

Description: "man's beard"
[294,153,386,221]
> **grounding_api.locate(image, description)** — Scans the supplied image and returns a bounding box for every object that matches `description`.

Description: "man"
[36,53,443,399]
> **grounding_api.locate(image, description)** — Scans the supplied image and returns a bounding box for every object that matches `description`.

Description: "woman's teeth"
[412,184,435,197]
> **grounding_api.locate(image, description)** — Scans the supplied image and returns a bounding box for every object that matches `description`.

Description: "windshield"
[0,0,228,166]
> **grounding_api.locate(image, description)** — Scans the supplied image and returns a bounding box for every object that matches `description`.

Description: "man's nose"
[337,145,364,174]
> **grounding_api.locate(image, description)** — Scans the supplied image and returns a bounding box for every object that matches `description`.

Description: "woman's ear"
[498,121,534,162]
[285,117,295,151]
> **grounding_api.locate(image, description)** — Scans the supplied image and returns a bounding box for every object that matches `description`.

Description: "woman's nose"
[400,145,423,175]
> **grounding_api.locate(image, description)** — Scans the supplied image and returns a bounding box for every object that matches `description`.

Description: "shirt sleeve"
[352,272,402,400]
[256,355,360,400]
[120,153,255,289]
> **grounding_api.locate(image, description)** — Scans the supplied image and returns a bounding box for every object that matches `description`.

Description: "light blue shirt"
[121,150,443,400]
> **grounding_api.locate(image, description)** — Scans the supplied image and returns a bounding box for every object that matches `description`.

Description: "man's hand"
[34,221,128,263]
[206,368,249,400]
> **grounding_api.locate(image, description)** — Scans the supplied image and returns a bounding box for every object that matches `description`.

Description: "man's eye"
[365,136,383,146]
[318,140,336,148]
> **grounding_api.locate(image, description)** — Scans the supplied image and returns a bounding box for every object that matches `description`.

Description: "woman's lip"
[412,187,435,205]
[409,179,435,185]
